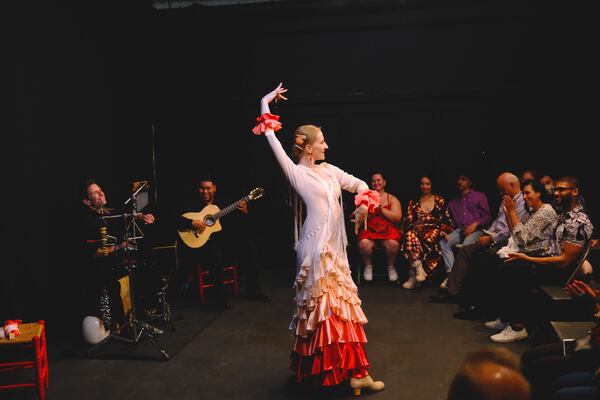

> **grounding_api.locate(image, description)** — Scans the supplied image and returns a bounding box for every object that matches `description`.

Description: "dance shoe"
[350,375,385,396]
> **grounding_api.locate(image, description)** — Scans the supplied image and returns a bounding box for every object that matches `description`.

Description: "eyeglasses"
[551,187,575,193]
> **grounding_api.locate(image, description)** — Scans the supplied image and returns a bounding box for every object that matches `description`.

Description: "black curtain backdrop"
[2,0,595,335]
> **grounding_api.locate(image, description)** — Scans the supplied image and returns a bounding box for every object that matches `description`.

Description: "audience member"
[439,173,492,289]
[429,172,527,316]
[357,172,403,282]
[483,180,557,343]
[540,174,555,196]
[522,278,599,400]
[505,176,593,285]
[521,169,538,185]
[447,347,530,400]
[401,175,453,289]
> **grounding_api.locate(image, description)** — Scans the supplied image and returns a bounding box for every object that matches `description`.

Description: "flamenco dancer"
[253,83,385,395]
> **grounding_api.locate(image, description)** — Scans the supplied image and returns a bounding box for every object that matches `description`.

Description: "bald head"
[448,348,530,400]
[496,172,521,197]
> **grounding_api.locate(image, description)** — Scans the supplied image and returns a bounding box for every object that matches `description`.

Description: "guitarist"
[175,176,270,308]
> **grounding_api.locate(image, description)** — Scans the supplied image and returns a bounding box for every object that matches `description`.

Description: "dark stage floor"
[3,266,535,400]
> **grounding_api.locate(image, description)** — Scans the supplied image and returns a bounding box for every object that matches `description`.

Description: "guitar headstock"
[248,187,265,201]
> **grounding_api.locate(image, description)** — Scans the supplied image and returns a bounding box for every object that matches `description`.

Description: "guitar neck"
[213,196,249,220]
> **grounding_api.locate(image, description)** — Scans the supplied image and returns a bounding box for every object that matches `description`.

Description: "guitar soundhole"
[204,215,216,227]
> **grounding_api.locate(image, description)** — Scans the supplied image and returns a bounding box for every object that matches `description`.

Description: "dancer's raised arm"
[254,83,303,191]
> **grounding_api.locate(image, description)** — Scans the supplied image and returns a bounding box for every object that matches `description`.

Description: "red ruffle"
[252,113,282,135]
[290,314,370,386]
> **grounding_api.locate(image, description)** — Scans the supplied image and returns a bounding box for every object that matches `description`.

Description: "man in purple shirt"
[430,172,528,312]
[439,174,492,276]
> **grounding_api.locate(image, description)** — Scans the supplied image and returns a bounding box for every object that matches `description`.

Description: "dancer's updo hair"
[291,125,321,161]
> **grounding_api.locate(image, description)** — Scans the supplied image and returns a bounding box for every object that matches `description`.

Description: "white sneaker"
[402,270,418,289]
[412,260,427,282]
[387,266,398,282]
[363,265,373,282]
[490,325,528,343]
[485,318,509,330]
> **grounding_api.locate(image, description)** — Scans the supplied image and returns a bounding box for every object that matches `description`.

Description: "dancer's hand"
[261,82,288,105]
[353,204,368,235]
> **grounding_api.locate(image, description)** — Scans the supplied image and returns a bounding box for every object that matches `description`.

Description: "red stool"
[197,264,239,303]
[0,320,49,400]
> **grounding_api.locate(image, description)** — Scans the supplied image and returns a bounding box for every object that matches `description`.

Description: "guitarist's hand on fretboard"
[237,200,248,215]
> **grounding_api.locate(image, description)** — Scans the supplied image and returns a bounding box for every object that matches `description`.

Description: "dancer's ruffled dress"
[265,130,374,386]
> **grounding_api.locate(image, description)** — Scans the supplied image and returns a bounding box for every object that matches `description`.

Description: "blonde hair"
[291,125,321,161]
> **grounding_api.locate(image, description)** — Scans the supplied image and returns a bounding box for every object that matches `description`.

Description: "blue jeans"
[439,228,484,273]
[552,372,599,400]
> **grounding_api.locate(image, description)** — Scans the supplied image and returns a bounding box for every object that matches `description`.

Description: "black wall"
[3,0,594,333]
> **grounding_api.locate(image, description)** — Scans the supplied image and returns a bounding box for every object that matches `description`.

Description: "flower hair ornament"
[294,134,306,150]
[252,113,282,135]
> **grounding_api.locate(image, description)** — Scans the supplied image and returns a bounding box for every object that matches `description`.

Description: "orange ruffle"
[291,314,370,386]
[293,245,367,336]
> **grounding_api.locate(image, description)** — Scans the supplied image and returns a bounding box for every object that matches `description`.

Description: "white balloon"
[82,316,110,345]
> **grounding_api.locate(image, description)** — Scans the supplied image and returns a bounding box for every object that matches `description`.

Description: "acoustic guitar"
[177,187,264,248]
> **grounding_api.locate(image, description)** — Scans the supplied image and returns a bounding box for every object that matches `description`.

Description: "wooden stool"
[0,320,49,400]
[197,264,239,303]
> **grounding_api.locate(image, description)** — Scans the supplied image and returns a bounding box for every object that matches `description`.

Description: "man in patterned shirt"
[506,176,593,274]
[490,176,594,342]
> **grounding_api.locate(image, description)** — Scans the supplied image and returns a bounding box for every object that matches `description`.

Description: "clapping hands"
[502,195,516,214]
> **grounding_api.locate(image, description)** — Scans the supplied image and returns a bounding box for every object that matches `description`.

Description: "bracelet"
[252,113,282,135]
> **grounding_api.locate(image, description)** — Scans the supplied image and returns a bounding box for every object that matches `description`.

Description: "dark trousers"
[552,372,600,400]
[490,259,570,323]
[522,343,600,400]
[447,243,497,305]
[178,237,228,304]
[177,235,264,301]
[490,259,536,323]
[237,238,263,295]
